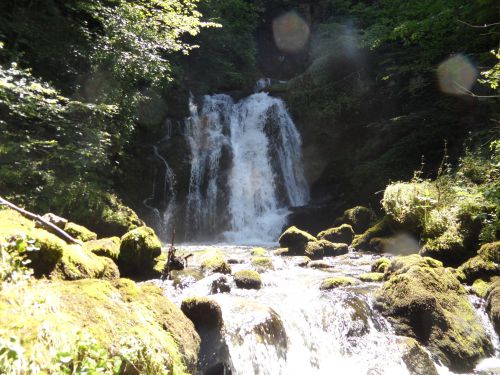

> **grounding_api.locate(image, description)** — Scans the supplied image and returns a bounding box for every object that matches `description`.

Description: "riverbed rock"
[251,247,268,256]
[251,256,274,271]
[181,297,229,374]
[371,257,391,273]
[320,277,357,290]
[317,224,354,245]
[358,272,384,282]
[83,237,120,262]
[351,216,395,252]
[278,226,316,253]
[118,226,162,278]
[308,260,331,269]
[397,337,439,375]
[211,275,231,294]
[64,222,97,242]
[0,278,200,373]
[201,254,232,275]
[486,277,500,335]
[374,257,493,372]
[273,248,289,256]
[320,240,349,256]
[304,241,324,259]
[334,206,376,233]
[234,270,262,289]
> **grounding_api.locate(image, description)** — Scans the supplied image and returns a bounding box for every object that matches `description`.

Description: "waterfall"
[184,92,309,244]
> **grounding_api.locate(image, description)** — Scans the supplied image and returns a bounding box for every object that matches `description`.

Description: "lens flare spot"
[273,11,310,53]
[437,55,478,95]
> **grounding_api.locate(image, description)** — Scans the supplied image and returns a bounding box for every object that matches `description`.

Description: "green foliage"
[479,49,500,91]
[0,234,37,287]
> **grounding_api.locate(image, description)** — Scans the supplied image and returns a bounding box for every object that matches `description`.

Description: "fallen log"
[0,196,82,245]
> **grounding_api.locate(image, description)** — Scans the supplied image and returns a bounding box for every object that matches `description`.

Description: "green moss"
[251,256,273,270]
[99,194,144,237]
[304,241,324,260]
[478,241,500,263]
[118,226,162,278]
[352,216,395,251]
[420,229,466,266]
[371,257,391,273]
[251,247,268,256]
[278,226,316,253]
[317,224,354,245]
[320,277,357,290]
[375,264,493,371]
[200,255,231,275]
[457,255,499,284]
[64,222,97,242]
[320,240,349,256]
[359,272,384,282]
[386,254,442,278]
[51,244,119,280]
[83,237,120,261]
[335,206,376,233]
[234,270,262,290]
[0,278,200,373]
[472,279,491,299]
[273,248,289,256]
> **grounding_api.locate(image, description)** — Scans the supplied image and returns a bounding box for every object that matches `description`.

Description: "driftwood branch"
[0,196,82,245]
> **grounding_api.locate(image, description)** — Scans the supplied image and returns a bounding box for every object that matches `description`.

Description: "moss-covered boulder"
[478,241,500,263]
[371,257,391,273]
[486,277,500,335]
[374,260,493,371]
[358,272,384,282]
[251,256,274,271]
[234,270,262,290]
[278,226,316,253]
[64,222,97,242]
[319,277,357,290]
[317,224,354,245]
[200,255,231,275]
[321,241,349,256]
[83,237,120,262]
[118,226,162,278]
[472,279,491,299]
[351,216,395,251]
[457,255,499,284]
[52,244,120,280]
[251,247,268,256]
[273,248,289,256]
[334,206,376,234]
[304,241,324,259]
[384,254,442,279]
[181,297,229,374]
[0,278,200,373]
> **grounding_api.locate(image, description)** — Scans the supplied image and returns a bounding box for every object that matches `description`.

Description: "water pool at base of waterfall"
[155,246,500,375]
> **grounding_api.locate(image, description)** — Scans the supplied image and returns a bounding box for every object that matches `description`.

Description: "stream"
[158,246,500,375]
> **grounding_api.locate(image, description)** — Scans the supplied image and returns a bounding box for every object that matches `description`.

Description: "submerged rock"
[278,226,316,253]
[317,224,354,245]
[234,270,262,290]
[375,256,493,372]
[308,260,332,269]
[371,257,391,273]
[251,247,268,256]
[251,256,274,271]
[358,272,384,282]
[320,277,357,290]
[64,222,97,242]
[118,226,162,278]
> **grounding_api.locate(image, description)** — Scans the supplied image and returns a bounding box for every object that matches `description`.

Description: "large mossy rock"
[64,222,97,242]
[317,224,354,245]
[118,226,162,278]
[98,194,144,237]
[83,237,120,262]
[200,254,231,275]
[334,206,376,234]
[278,226,316,253]
[0,279,200,373]
[456,241,500,284]
[351,216,396,252]
[374,255,492,372]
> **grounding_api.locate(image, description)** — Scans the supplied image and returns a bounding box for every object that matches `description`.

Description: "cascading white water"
[185,92,309,243]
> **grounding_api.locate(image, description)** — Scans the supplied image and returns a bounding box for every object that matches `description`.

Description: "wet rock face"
[181,297,231,374]
[375,256,493,372]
